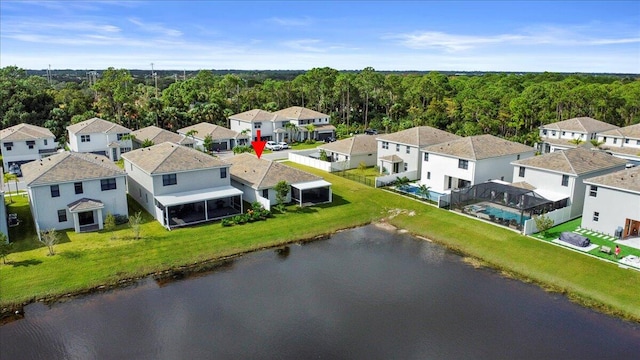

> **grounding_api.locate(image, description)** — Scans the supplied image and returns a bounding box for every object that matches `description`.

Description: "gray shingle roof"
[67,117,131,135]
[229,109,286,123]
[379,154,404,162]
[584,166,640,194]
[598,123,640,139]
[131,126,194,145]
[228,153,321,189]
[122,142,228,174]
[512,147,628,175]
[376,126,461,147]
[22,151,126,186]
[318,134,377,155]
[540,117,618,133]
[177,122,247,140]
[67,198,104,212]
[542,137,595,149]
[273,106,329,120]
[423,134,535,160]
[0,123,55,141]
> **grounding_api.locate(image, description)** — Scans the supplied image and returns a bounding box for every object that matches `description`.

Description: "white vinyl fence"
[374,170,419,187]
[288,150,349,172]
[523,206,573,235]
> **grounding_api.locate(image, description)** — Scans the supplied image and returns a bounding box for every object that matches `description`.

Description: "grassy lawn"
[344,166,380,178]
[288,141,322,150]
[1,163,640,321]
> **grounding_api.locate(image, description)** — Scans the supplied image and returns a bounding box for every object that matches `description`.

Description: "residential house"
[1,123,58,170]
[512,147,628,219]
[316,134,378,169]
[67,117,132,161]
[595,123,640,163]
[376,126,461,178]
[21,152,128,234]
[538,117,618,154]
[229,109,288,142]
[122,142,243,229]
[273,106,336,142]
[228,153,332,210]
[131,125,195,149]
[0,167,8,242]
[177,122,247,151]
[421,134,536,194]
[581,166,640,239]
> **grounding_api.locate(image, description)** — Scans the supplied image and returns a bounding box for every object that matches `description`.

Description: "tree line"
[1,65,638,146]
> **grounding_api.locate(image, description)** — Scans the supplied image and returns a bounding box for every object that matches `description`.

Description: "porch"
[68,198,104,233]
[291,180,332,207]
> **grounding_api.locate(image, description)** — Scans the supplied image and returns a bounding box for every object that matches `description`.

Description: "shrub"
[221,218,233,227]
[114,214,129,225]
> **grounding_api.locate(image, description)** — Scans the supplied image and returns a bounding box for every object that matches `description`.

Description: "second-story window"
[396,144,400,152]
[423,153,429,161]
[74,182,83,194]
[50,185,60,197]
[27,140,35,149]
[44,139,48,146]
[519,166,526,177]
[382,142,388,149]
[162,174,177,186]
[3,142,13,151]
[254,122,262,129]
[262,189,269,199]
[220,168,227,179]
[406,146,410,154]
[542,130,547,136]
[589,185,598,197]
[117,133,128,141]
[81,135,91,143]
[458,159,469,170]
[101,178,117,191]
[561,174,569,187]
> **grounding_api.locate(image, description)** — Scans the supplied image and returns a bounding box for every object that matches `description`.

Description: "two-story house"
[376,126,461,178]
[229,109,288,142]
[131,125,195,149]
[228,153,332,210]
[1,123,58,170]
[595,123,640,163]
[581,166,640,239]
[177,122,247,151]
[122,142,243,229]
[67,117,132,161]
[21,152,128,234]
[421,134,536,194]
[538,117,618,154]
[273,106,335,142]
[512,147,628,219]
[316,134,378,169]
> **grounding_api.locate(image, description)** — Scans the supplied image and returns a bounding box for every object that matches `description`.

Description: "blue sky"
[1,1,638,73]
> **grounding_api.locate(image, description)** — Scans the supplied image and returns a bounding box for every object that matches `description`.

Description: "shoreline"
[2,220,639,325]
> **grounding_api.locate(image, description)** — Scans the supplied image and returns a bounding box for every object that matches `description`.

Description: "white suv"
[266,141,282,151]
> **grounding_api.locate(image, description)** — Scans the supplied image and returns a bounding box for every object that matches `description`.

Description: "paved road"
[214,149,296,162]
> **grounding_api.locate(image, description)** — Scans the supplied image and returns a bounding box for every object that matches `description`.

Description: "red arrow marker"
[251,129,267,159]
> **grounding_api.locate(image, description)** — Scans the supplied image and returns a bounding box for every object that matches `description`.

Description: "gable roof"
[423,134,535,160]
[228,153,321,189]
[177,122,247,140]
[273,106,329,120]
[0,123,55,141]
[67,117,131,135]
[512,147,628,176]
[122,142,228,174]
[22,151,125,186]
[376,126,461,147]
[318,134,377,155]
[229,109,285,123]
[540,117,618,133]
[584,166,640,194]
[131,126,195,145]
[598,123,640,139]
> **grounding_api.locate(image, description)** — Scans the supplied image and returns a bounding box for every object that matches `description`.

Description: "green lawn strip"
[289,142,322,151]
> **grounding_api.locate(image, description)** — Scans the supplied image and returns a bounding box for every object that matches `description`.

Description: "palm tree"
[284,122,297,142]
[305,124,316,141]
[417,184,431,200]
[3,172,18,203]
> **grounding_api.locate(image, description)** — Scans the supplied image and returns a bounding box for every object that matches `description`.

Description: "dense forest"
[1,66,639,146]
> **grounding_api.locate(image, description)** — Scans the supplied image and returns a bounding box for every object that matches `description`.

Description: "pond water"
[1,225,639,359]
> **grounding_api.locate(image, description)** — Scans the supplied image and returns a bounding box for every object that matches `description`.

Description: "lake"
[1,225,639,359]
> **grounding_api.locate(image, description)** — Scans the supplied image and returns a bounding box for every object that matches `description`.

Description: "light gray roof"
[542,137,595,149]
[512,147,628,176]
[423,134,535,160]
[598,123,640,139]
[68,198,104,212]
[541,117,618,133]
[599,146,640,158]
[318,135,377,155]
[177,122,247,140]
[584,166,640,194]
[229,109,286,123]
[376,126,461,147]
[0,123,55,141]
[122,142,228,174]
[511,181,536,190]
[228,153,322,189]
[379,154,404,162]
[67,117,131,135]
[273,106,329,120]
[132,126,195,145]
[22,151,126,186]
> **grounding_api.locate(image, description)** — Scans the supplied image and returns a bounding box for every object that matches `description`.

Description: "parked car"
[8,163,22,177]
[278,142,289,149]
[266,141,283,151]
[364,129,378,135]
[325,136,336,143]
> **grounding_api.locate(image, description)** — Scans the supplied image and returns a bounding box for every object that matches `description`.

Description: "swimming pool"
[396,184,443,202]
[480,205,530,223]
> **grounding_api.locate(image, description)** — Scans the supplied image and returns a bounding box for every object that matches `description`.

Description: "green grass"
[289,141,322,150]
[344,166,380,178]
[2,164,640,321]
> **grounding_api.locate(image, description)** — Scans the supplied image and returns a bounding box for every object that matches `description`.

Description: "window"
[542,130,547,136]
[427,171,431,180]
[593,212,599,222]
[406,146,410,154]
[625,139,629,144]
[81,135,91,142]
[117,133,128,141]
[423,153,429,161]
[254,122,262,129]
[220,168,227,179]
[562,131,566,136]
[403,163,408,171]
[44,139,48,145]
[603,137,607,142]
[50,185,60,197]
[551,131,556,136]
[589,185,598,197]
[74,182,83,194]
[396,144,400,152]
[57,209,67,222]
[561,175,569,187]
[27,140,35,149]
[516,154,520,160]
[382,142,389,149]
[613,138,617,144]
[121,147,131,153]
[571,132,575,137]
[519,166,526,177]
[458,159,469,170]
[130,163,133,171]
[3,142,13,151]
[637,140,640,146]
[262,189,269,199]
[101,178,117,191]
[162,174,177,186]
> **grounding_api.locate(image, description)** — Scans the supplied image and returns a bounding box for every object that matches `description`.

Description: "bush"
[114,214,129,225]
[221,218,233,227]
[304,139,316,145]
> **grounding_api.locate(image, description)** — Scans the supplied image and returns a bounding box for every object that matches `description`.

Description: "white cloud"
[268,17,313,27]
[128,18,182,37]
[281,39,325,52]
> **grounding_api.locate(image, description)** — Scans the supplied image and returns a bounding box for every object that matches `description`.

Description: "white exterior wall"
[326,151,377,169]
[152,167,230,196]
[419,153,475,193]
[69,131,132,158]
[0,191,8,241]
[474,152,535,184]
[29,177,128,231]
[581,186,640,236]
[1,137,58,169]
[230,179,290,211]
[230,119,274,141]
[597,134,640,151]
[377,141,420,174]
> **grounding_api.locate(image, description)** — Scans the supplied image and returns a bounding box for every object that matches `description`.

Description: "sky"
[1,1,639,73]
